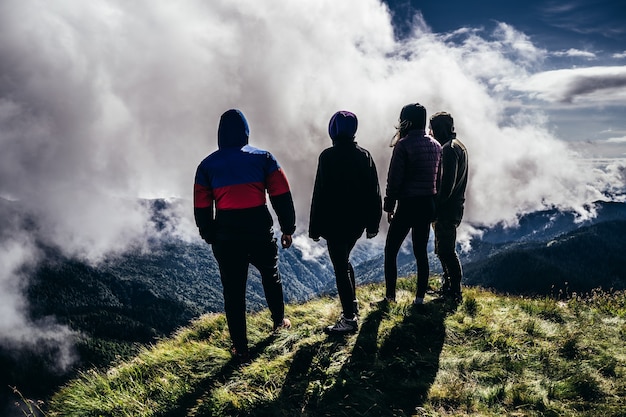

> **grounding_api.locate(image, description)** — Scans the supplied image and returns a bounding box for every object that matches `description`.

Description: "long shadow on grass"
[161,335,276,417]
[256,336,349,416]
[311,301,454,416]
[261,304,399,416]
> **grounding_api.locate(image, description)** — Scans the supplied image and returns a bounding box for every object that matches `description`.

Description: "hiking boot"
[371,296,395,307]
[231,346,251,365]
[273,318,292,332]
[324,314,358,335]
[433,291,462,305]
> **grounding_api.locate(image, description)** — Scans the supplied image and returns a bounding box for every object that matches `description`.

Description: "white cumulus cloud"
[510,66,626,104]
[554,48,596,59]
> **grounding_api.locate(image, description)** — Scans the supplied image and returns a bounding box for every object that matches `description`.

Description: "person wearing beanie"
[383,103,442,305]
[194,109,296,363]
[309,110,382,334]
[430,111,468,304]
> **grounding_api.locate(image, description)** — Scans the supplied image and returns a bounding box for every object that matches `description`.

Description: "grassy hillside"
[27,277,626,417]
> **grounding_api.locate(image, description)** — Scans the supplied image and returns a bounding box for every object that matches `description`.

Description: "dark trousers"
[384,196,435,299]
[212,238,285,353]
[434,219,462,294]
[327,237,359,318]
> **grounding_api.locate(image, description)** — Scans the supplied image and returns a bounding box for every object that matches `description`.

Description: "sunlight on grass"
[46,279,626,417]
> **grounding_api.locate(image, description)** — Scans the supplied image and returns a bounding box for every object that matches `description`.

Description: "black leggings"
[327,237,359,317]
[384,196,435,299]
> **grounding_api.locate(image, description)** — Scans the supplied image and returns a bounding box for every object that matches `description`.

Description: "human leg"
[249,238,286,327]
[411,220,431,299]
[411,197,435,299]
[384,207,411,300]
[212,240,249,354]
[327,238,358,318]
[348,263,359,314]
[434,221,451,293]
[434,220,462,296]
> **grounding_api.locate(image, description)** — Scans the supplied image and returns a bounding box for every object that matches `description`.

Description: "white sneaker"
[324,314,358,334]
[413,297,424,305]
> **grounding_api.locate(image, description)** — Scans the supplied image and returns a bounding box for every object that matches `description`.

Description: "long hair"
[389,119,412,147]
[390,103,426,147]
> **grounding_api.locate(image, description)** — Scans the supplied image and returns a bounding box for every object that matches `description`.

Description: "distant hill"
[25,239,339,357]
[472,200,626,245]
[464,220,626,295]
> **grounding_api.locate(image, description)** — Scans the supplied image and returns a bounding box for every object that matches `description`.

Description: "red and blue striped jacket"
[194,109,296,241]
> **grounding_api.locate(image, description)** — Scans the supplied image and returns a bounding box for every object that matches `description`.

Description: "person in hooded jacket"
[383,103,442,305]
[430,111,468,303]
[309,111,382,334]
[194,109,296,363]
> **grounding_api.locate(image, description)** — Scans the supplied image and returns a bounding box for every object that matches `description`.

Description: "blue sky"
[388,0,625,62]
[385,0,626,158]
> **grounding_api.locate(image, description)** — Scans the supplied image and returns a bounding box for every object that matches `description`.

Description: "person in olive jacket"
[309,110,382,334]
[430,111,468,303]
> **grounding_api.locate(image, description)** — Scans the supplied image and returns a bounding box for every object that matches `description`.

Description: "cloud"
[540,0,626,39]
[0,206,76,370]
[1,0,625,356]
[292,235,328,261]
[554,48,596,59]
[492,22,547,64]
[510,66,626,104]
[607,136,626,143]
[614,51,626,59]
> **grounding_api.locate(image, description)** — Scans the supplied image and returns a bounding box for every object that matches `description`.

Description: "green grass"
[45,276,626,416]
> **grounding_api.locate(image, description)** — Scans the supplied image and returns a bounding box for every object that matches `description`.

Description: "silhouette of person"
[430,112,468,303]
[383,103,442,305]
[194,109,295,362]
[309,111,382,334]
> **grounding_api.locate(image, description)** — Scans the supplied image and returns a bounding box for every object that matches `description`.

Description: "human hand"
[281,234,293,248]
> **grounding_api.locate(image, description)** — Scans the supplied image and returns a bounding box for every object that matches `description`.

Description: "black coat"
[309,139,382,241]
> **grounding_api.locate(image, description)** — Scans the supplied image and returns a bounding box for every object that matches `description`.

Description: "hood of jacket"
[218,109,249,149]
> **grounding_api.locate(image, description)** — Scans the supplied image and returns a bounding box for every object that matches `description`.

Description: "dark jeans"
[384,196,435,299]
[327,237,359,318]
[212,238,285,353]
[434,219,462,294]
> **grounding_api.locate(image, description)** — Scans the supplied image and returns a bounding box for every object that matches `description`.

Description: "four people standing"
[195,105,467,351]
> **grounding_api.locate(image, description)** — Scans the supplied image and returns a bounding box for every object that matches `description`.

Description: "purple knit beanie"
[328,111,358,142]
